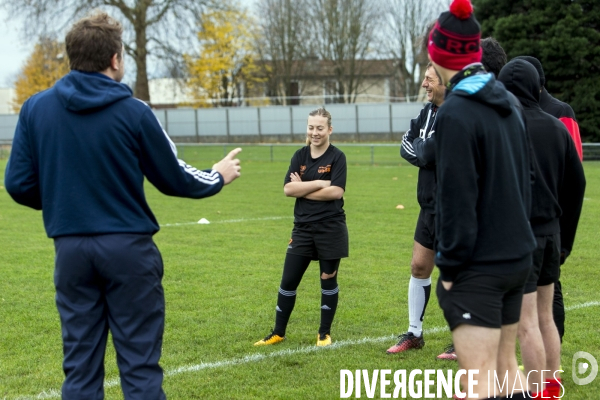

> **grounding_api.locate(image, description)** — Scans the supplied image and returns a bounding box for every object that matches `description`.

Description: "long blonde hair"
[306,107,332,146]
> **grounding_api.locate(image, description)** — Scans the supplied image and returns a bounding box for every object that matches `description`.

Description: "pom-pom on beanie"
[428,0,482,70]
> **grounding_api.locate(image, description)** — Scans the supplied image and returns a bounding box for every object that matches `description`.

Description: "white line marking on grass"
[19,301,600,400]
[565,301,600,311]
[166,325,450,377]
[161,216,292,227]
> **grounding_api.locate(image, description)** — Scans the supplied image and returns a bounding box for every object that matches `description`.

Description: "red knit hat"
[428,0,482,70]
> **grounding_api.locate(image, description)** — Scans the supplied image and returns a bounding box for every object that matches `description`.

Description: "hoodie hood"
[55,70,132,112]
[497,59,540,107]
[449,72,515,117]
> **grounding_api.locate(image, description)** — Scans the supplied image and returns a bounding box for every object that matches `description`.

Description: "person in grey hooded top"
[5,12,241,400]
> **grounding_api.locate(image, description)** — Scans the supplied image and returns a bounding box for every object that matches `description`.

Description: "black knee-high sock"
[274,287,296,336]
[553,279,565,342]
[319,277,339,336]
[273,253,311,337]
[319,259,340,336]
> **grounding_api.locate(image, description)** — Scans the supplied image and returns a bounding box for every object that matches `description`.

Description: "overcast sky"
[0,1,257,88]
[0,8,32,87]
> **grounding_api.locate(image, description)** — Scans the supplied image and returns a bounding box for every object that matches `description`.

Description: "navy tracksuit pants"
[53,233,166,400]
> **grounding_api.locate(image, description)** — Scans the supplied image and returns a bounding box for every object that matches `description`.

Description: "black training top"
[284,144,347,224]
[434,66,536,281]
[498,59,586,254]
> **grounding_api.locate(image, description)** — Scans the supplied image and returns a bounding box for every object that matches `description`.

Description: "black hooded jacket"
[498,59,586,258]
[434,69,536,281]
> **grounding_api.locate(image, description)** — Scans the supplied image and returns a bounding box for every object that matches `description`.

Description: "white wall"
[149,78,195,105]
[0,88,16,115]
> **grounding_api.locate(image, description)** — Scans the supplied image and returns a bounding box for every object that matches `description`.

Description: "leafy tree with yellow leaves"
[13,38,70,113]
[185,6,264,107]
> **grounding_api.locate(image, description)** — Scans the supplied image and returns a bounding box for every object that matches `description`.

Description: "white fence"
[0,102,425,142]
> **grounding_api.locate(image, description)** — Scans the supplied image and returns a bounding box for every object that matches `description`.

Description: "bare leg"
[497,322,528,397]
[453,324,500,399]
[517,291,546,392]
[411,241,435,279]
[538,284,561,379]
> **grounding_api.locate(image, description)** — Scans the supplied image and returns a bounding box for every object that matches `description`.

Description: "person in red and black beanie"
[429,0,537,398]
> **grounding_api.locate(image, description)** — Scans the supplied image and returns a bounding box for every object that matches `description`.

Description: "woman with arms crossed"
[255,107,348,347]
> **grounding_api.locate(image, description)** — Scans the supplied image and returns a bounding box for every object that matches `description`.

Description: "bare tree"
[0,0,212,101]
[384,0,449,102]
[309,0,382,104]
[253,0,312,105]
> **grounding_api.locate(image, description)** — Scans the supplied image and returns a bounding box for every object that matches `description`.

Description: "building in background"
[0,88,16,114]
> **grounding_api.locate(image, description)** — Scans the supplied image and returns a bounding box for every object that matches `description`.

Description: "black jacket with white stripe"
[400,102,438,214]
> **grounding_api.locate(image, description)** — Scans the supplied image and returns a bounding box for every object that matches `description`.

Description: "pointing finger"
[226,148,242,159]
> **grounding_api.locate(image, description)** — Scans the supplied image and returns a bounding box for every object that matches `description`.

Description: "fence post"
[226,108,231,141]
[257,107,262,142]
[194,108,199,143]
[164,109,169,135]
[290,107,294,142]
[371,145,374,165]
[355,104,360,143]
[389,103,393,141]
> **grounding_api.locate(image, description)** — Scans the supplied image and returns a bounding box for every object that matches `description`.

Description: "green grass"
[0,151,599,399]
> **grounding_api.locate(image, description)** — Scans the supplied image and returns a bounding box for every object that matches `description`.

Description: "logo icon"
[572,351,598,385]
[462,313,471,320]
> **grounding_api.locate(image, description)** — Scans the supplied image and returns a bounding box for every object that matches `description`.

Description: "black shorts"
[524,234,561,293]
[287,219,348,260]
[436,265,530,330]
[414,209,435,250]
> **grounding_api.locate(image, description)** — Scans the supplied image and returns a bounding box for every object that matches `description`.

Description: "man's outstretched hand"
[213,148,242,185]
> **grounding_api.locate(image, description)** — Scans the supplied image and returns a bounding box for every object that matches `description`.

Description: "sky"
[0,1,258,89]
[0,8,32,88]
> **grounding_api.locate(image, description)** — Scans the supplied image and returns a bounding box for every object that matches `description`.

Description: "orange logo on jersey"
[318,165,331,173]
[299,165,306,177]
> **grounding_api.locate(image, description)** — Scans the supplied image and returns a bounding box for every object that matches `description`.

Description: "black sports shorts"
[436,262,530,330]
[287,219,348,260]
[414,209,435,250]
[524,233,561,293]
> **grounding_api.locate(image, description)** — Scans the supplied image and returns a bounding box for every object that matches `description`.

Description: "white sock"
[407,276,431,336]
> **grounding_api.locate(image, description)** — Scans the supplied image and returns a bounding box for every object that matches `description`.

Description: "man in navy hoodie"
[428,0,536,398]
[5,12,241,400]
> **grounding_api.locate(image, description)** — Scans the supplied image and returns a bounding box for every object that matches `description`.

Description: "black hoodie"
[434,68,536,281]
[498,59,586,258]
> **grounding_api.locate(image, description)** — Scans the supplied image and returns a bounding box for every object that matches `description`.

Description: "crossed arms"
[284,172,344,201]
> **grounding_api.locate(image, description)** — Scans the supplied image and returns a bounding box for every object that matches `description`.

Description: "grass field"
[0,145,599,399]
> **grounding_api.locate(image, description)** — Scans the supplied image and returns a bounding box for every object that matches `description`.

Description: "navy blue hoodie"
[434,68,536,281]
[5,71,224,238]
